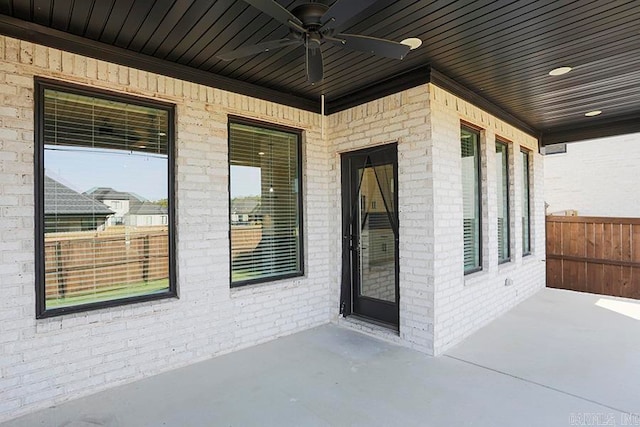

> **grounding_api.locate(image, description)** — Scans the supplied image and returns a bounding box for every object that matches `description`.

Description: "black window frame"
[227,115,305,288]
[461,124,483,275]
[34,77,177,319]
[521,148,532,256]
[496,139,511,264]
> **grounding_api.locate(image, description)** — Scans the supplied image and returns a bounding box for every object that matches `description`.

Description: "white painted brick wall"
[0,33,546,422]
[545,132,640,217]
[326,85,545,356]
[327,87,435,354]
[0,36,331,423]
[429,85,546,355]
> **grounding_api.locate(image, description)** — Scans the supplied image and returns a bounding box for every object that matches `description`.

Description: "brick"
[0,34,544,424]
[23,386,64,405]
[0,400,21,415]
[545,133,639,217]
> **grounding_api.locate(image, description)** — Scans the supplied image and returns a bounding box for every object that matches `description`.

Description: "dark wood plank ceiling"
[1,0,639,144]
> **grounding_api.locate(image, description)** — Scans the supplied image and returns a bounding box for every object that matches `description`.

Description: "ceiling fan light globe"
[400,37,422,50]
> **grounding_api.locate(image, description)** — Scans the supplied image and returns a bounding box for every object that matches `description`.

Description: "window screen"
[461,126,481,273]
[496,141,510,262]
[36,79,175,317]
[229,120,303,286]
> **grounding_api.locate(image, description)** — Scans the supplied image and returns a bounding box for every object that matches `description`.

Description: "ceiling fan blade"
[306,46,324,84]
[321,0,377,32]
[218,38,302,61]
[332,34,411,60]
[242,0,303,29]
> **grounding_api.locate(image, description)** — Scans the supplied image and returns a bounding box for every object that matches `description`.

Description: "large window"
[522,149,532,255]
[229,118,303,286]
[35,79,175,318]
[461,126,481,273]
[496,141,510,263]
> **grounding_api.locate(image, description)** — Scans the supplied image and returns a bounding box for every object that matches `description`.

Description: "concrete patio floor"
[3,288,639,427]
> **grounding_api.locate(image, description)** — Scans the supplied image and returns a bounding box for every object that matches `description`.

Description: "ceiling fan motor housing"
[292,3,329,29]
[290,3,330,49]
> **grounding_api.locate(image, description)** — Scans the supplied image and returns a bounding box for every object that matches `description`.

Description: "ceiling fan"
[217,0,411,83]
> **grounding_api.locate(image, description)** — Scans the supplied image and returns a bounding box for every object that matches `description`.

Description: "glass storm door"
[341,144,399,327]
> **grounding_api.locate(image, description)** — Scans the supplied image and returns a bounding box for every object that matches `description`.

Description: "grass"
[231,269,260,282]
[46,278,169,308]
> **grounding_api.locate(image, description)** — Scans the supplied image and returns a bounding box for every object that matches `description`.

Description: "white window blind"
[496,141,510,262]
[39,84,173,314]
[461,127,481,272]
[522,150,532,255]
[229,121,302,285]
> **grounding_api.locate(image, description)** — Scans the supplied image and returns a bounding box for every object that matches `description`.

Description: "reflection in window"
[229,121,302,285]
[37,81,175,316]
[461,126,481,273]
[496,141,510,262]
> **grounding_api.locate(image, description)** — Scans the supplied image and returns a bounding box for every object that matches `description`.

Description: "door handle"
[344,234,356,251]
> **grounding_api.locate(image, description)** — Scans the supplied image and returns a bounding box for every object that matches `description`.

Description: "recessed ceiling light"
[548,66,572,76]
[584,110,602,117]
[401,37,422,50]
[258,151,265,156]
[157,132,167,137]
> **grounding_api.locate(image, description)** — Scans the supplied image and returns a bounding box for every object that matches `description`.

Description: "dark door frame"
[340,143,399,328]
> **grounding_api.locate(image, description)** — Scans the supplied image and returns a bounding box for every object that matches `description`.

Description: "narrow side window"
[496,141,510,263]
[461,126,482,273]
[521,150,532,255]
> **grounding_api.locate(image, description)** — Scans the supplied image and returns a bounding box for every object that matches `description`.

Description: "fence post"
[55,241,66,298]
[142,234,149,283]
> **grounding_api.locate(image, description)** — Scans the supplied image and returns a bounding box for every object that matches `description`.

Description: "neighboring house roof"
[129,201,167,216]
[85,187,145,202]
[231,197,260,215]
[45,176,114,216]
[85,186,166,216]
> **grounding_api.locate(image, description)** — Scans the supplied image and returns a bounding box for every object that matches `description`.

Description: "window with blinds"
[229,120,303,286]
[35,79,175,317]
[496,141,510,263]
[522,150,532,255]
[461,126,481,273]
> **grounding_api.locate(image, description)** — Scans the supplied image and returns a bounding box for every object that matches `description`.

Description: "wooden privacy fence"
[230,225,262,259]
[546,216,640,299]
[44,228,169,299]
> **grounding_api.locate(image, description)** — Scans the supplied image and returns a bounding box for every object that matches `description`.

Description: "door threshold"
[350,314,398,331]
[337,315,401,345]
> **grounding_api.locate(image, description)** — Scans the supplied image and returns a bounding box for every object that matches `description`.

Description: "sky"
[230,165,261,198]
[46,146,266,201]
[45,145,168,201]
